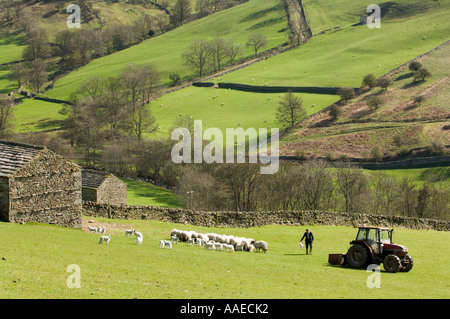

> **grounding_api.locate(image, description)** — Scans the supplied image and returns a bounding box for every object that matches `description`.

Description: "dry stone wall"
[83,202,449,231]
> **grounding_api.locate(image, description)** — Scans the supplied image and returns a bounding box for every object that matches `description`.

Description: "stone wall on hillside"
[83,202,449,231]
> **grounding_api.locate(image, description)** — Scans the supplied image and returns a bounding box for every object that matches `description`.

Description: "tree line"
[178,160,449,220]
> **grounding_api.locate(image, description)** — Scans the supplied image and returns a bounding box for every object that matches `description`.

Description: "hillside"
[280,42,450,160]
[45,0,288,100]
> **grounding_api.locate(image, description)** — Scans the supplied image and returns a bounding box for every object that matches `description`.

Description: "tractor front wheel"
[346,245,369,268]
[383,254,402,273]
[400,255,414,272]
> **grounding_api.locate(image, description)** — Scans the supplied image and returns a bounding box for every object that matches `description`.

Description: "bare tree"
[335,162,370,213]
[276,91,306,128]
[182,39,213,77]
[224,39,243,65]
[28,59,48,92]
[171,0,192,26]
[22,28,51,61]
[0,97,14,139]
[246,32,267,57]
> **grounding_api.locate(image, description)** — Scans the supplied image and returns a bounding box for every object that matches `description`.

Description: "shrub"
[338,87,356,103]
[408,61,422,73]
[366,96,384,110]
[414,68,431,82]
[329,104,342,120]
[376,77,392,91]
[169,73,181,86]
[362,74,377,88]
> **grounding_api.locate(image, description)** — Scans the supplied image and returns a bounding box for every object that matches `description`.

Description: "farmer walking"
[300,228,314,255]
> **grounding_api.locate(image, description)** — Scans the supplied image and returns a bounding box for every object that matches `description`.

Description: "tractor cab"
[353,226,393,255]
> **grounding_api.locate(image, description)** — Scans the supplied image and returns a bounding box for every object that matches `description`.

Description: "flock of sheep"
[89,224,268,253]
[169,229,269,253]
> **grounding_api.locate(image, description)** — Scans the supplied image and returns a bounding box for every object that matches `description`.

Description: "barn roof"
[82,169,122,189]
[0,140,45,177]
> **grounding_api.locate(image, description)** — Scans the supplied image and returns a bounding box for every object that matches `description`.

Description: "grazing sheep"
[215,243,224,251]
[171,235,179,244]
[136,236,143,246]
[125,229,135,237]
[225,244,235,252]
[188,238,195,246]
[88,226,98,233]
[248,244,255,252]
[206,233,218,241]
[235,242,244,251]
[134,231,143,238]
[99,235,111,245]
[197,233,209,243]
[159,240,172,249]
[205,241,216,250]
[253,240,268,253]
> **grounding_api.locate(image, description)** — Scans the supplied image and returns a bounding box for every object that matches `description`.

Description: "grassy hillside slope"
[280,42,450,159]
[218,0,450,87]
[46,0,288,100]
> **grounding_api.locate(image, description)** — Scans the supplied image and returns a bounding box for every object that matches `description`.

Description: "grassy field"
[12,99,66,133]
[0,218,448,298]
[218,0,450,87]
[46,0,288,100]
[122,178,183,208]
[149,86,339,141]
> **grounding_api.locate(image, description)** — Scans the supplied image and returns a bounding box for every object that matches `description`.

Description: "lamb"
[215,243,224,251]
[99,235,111,245]
[188,238,195,246]
[225,244,235,252]
[197,233,209,243]
[159,240,172,249]
[88,226,98,233]
[253,240,268,253]
[98,226,106,234]
[134,231,143,238]
[235,242,244,251]
[125,229,135,237]
[171,235,179,244]
[205,241,216,250]
[136,236,143,246]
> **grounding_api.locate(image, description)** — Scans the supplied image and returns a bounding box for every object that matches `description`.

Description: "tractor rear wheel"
[400,255,414,272]
[383,254,401,273]
[346,245,369,268]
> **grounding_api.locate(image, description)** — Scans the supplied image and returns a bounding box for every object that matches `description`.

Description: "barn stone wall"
[96,176,127,206]
[82,202,449,231]
[8,149,82,228]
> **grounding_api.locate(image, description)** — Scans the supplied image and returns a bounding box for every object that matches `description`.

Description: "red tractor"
[329,226,413,273]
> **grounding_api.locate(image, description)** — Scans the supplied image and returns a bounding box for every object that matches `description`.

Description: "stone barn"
[82,169,127,206]
[0,140,82,228]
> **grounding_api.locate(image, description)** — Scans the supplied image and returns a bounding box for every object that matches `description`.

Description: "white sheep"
[225,244,235,252]
[98,226,106,234]
[88,226,98,233]
[215,243,224,251]
[188,238,195,246]
[205,241,216,250]
[125,229,135,237]
[134,231,143,238]
[136,236,143,246]
[159,240,172,249]
[253,240,268,253]
[171,235,179,244]
[99,235,111,245]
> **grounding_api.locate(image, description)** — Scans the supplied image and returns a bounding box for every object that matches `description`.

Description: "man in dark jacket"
[300,228,314,255]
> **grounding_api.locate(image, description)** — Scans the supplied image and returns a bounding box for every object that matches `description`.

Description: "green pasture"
[46,0,288,100]
[122,178,184,208]
[12,99,66,133]
[150,86,339,141]
[218,1,450,87]
[0,219,448,298]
